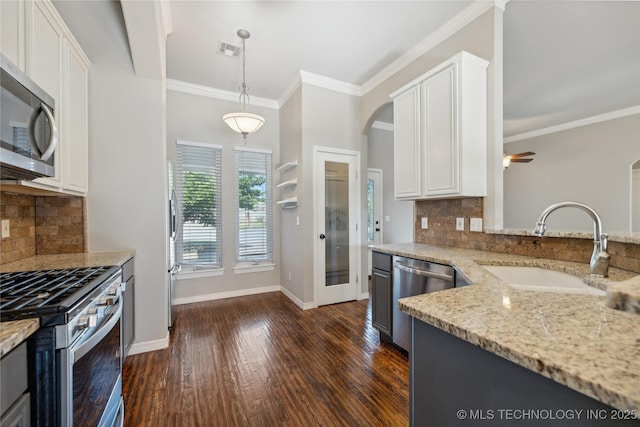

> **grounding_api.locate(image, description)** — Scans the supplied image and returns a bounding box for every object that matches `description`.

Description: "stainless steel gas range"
[0,265,124,427]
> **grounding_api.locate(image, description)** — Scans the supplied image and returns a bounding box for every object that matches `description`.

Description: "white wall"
[504,113,640,232]
[166,89,281,302]
[367,126,413,243]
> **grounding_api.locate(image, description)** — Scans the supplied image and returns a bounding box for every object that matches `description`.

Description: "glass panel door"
[324,161,349,286]
[314,147,359,307]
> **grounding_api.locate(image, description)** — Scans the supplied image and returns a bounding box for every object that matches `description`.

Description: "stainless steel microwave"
[1,54,58,180]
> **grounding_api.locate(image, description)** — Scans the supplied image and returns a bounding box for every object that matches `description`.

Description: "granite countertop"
[0,318,40,357]
[0,250,135,273]
[372,242,640,412]
[0,250,135,356]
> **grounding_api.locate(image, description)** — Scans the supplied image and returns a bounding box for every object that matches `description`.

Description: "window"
[175,141,222,269]
[234,147,273,263]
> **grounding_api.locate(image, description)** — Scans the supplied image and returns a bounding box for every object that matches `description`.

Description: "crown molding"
[503,105,640,144]
[278,70,362,107]
[278,73,302,107]
[166,79,279,109]
[371,121,394,132]
[299,70,362,96]
[360,0,497,95]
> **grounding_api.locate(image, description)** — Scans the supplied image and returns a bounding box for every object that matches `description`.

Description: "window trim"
[175,139,223,269]
[233,146,273,265]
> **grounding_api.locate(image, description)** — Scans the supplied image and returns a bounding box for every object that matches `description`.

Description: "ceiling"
[164,0,639,138]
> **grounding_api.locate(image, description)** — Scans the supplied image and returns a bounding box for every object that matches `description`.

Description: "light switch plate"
[470,218,483,232]
[384,216,391,222]
[456,217,465,231]
[1,220,9,238]
[421,217,428,229]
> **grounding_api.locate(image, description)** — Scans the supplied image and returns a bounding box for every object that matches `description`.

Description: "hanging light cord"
[239,37,250,113]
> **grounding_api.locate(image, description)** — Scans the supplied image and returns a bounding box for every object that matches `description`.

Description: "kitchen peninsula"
[373,243,640,426]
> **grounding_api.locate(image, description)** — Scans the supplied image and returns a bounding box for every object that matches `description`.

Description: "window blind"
[175,141,223,268]
[234,147,273,263]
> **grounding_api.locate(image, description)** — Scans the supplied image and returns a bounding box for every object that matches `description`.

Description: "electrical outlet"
[296,216,300,226]
[470,218,483,232]
[421,217,428,229]
[1,220,9,238]
[288,272,292,281]
[456,217,465,231]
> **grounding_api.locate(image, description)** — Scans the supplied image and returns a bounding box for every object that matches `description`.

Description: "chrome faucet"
[532,202,610,277]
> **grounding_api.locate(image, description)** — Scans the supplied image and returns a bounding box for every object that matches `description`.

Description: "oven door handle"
[71,302,122,363]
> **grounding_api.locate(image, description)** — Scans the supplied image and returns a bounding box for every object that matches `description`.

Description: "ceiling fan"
[503,151,535,170]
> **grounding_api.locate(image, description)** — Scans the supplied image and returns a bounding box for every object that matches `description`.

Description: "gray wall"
[504,113,640,232]
[53,1,170,347]
[166,89,281,300]
[279,87,305,303]
[367,126,413,243]
[278,82,367,305]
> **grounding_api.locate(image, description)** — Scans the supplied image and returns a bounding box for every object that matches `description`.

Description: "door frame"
[367,168,383,275]
[313,146,361,306]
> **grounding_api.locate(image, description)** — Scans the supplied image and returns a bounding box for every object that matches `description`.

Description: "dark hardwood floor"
[123,292,409,426]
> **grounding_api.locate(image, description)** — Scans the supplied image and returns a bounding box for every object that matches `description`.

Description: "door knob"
[375,228,380,232]
[319,234,326,239]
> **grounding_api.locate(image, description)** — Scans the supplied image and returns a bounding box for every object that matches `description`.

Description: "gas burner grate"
[0,266,113,314]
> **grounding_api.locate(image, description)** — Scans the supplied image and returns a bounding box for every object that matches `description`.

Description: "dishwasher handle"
[394,262,454,282]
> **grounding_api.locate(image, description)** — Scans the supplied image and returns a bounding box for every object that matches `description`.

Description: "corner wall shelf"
[276,160,298,208]
[276,160,298,172]
[276,196,298,209]
[276,178,298,189]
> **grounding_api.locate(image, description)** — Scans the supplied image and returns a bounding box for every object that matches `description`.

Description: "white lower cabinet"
[391,51,489,200]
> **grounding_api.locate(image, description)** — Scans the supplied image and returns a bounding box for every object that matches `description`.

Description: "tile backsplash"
[415,197,640,274]
[0,191,86,265]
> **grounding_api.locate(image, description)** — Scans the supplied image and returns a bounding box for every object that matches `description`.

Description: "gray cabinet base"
[410,318,638,427]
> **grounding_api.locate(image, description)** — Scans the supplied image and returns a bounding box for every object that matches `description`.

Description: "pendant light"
[223,29,265,142]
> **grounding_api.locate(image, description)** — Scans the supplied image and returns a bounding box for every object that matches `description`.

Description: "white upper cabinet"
[391,51,489,200]
[393,85,421,198]
[2,0,90,195]
[63,42,89,192]
[1,0,26,70]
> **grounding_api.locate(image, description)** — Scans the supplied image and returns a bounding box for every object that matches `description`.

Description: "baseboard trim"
[280,286,317,310]
[127,332,169,356]
[173,285,281,305]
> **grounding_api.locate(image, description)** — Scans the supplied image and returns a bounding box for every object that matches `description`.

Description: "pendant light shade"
[223,112,265,136]
[223,29,265,141]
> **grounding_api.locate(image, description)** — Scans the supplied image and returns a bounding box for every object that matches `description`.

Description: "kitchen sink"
[483,265,606,296]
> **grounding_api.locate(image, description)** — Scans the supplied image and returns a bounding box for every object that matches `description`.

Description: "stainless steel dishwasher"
[392,256,455,352]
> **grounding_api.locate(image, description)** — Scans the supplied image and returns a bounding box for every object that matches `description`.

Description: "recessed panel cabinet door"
[64,45,88,193]
[393,86,421,199]
[423,64,458,196]
[1,0,25,70]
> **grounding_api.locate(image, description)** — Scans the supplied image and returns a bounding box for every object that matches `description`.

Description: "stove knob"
[77,313,97,330]
[88,307,104,319]
[98,295,117,306]
[107,284,122,297]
